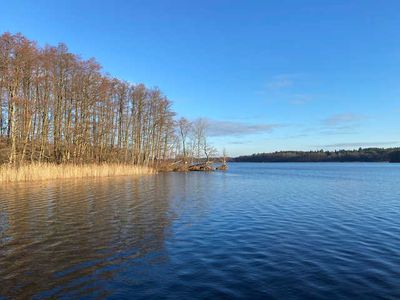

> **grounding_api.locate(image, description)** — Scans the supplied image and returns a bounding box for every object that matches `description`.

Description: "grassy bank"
[0,163,156,183]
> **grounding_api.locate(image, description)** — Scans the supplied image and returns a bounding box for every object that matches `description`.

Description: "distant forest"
[234,148,400,163]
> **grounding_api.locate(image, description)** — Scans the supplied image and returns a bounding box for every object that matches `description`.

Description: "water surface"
[1,163,400,299]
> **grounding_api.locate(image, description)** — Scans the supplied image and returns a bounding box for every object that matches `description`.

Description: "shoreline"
[0,163,156,183]
[230,161,396,163]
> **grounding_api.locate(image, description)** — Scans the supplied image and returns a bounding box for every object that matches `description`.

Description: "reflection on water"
[1,164,400,299]
[0,174,210,299]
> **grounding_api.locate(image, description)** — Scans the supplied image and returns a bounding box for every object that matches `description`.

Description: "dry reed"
[0,163,156,183]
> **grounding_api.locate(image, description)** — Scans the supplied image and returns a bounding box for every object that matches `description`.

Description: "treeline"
[0,32,178,165]
[234,148,400,163]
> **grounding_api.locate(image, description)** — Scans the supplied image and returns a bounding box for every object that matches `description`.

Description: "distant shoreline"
[232,148,400,163]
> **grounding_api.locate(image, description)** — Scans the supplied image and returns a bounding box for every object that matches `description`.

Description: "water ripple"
[1,163,400,299]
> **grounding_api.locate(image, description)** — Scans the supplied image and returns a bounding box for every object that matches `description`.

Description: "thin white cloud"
[319,141,398,148]
[228,140,250,145]
[289,94,313,105]
[206,119,283,137]
[264,73,305,91]
[323,113,367,127]
[318,113,369,135]
[267,76,293,90]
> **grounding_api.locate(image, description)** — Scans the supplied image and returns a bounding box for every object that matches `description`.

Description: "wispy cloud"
[318,141,398,148]
[323,113,367,127]
[228,140,250,145]
[266,75,294,90]
[281,133,310,139]
[318,113,368,135]
[206,119,283,137]
[257,74,316,106]
[289,94,313,105]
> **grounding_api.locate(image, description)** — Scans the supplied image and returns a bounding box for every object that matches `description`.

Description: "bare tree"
[178,117,191,162]
[192,118,207,162]
[203,138,218,163]
[222,148,227,164]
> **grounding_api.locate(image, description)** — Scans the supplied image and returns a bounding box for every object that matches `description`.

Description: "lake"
[1,163,400,299]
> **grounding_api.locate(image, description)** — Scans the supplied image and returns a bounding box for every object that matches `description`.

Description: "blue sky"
[2,0,399,156]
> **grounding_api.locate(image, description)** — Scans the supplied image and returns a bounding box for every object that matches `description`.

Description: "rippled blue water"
[1,163,400,299]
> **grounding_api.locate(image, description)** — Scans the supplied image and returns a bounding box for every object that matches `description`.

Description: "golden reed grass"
[0,163,156,183]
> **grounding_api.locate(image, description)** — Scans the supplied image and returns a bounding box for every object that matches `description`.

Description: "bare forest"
[0,33,218,170]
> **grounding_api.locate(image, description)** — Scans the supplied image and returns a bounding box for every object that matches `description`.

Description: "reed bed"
[0,163,156,183]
